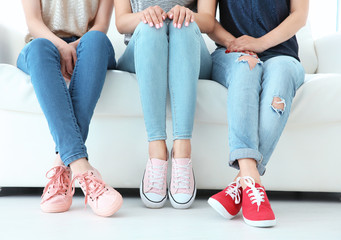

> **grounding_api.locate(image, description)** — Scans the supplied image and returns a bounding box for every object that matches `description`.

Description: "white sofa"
[1,2,341,192]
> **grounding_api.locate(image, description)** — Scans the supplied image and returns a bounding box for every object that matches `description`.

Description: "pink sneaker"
[72,169,123,217]
[168,157,196,209]
[41,165,72,213]
[208,177,242,219]
[242,176,276,227]
[140,158,168,208]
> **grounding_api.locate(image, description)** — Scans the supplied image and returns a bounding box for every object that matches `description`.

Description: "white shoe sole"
[243,216,276,227]
[139,182,167,209]
[207,198,236,219]
[168,187,197,209]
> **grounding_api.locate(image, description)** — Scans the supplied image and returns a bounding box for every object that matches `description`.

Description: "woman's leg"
[237,56,303,227]
[118,22,169,208]
[67,31,116,175]
[17,38,87,213]
[257,56,305,174]
[17,38,88,166]
[118,22,169,160]
[168,22,208,158]
[167,22,212,208]
[17,37,122,216]
[211,49,263,181]
[208,49,264,219]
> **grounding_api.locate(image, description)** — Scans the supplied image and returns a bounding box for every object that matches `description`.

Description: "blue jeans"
[117,22,212,141]
[17,31,116,166]
[212,48,305,175]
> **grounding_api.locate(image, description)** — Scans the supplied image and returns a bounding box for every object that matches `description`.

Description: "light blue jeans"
[117,22,212,141]
[17,31,116,166]
[212,48,305,175]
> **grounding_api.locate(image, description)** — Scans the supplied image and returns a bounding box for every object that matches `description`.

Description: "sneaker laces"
[146,164,166,190]
[173,161,191,189]
[71,171,108,206]
[41,166,71,203]
[225,177,241,204]
[243,176,265,212]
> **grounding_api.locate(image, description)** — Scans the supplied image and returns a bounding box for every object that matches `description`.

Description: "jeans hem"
[229,148,263,173]
[173,135,192,140]
[148,136,167,142]
[63,152,88,166]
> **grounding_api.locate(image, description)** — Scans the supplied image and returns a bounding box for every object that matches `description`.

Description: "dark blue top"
[218,0,299,61]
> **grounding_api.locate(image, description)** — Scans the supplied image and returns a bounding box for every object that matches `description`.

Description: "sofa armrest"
[315,33,341,74]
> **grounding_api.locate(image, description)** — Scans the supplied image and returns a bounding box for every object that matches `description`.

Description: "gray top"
[125,0,196,44]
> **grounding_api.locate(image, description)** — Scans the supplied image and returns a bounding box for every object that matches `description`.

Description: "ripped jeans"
[211,48,305,175]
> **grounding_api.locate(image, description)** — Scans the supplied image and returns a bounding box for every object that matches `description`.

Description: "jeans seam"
[55,54,85,154]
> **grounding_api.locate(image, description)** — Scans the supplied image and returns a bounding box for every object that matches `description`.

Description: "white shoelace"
[147,165,166,190]
[173,162,191,189]
[225,177,241,204]
[243,176,265,212]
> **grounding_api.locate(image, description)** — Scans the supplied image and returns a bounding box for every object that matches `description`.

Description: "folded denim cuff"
[148,136,167,142]
[63,152,89,166]
[173,134,192,140]
[229,148,263,171]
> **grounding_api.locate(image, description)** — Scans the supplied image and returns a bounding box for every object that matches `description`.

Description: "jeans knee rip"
[235,53,263,70]
[271,97,286,116]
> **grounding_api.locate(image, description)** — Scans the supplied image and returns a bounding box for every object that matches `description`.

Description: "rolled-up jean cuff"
[229,148,263,172]
[63,152,89,166]
[148,136,167,142]
[173,134,192,141]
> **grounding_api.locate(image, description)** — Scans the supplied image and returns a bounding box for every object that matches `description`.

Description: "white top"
[26,0,99,42]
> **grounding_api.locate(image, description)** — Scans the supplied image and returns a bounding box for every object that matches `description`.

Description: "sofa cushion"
[296,22,318,74]
[314,33,341,74]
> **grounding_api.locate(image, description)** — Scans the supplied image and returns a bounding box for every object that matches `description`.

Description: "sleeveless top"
[218,0,299,61]
[25,0,99,43]
[125,0,196,44]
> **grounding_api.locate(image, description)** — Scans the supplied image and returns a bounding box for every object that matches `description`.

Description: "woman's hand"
[227,35,267,53]
[57,42,77,81]
[167,5,194,28]
[140,6,167,29]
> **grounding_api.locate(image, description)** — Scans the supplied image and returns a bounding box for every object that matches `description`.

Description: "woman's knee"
[81,30,108,43]
[79,31,111,49]
[238,55,262,71]
[169,21,201,39]
[134,21,167,40]
[27,38,58,56]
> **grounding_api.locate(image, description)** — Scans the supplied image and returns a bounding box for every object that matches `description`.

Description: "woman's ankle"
[238,158,262,189]
[53,154,64,166]
[149,140,167,160]
[69,158,92,175]
[173,139,191,158]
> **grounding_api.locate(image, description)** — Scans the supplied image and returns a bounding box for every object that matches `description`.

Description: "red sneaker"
[208,177,242,219]
[242,176,276,227]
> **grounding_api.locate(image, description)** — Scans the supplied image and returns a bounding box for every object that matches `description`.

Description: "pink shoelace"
[71,171,108,206]
[41,166,71,203]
